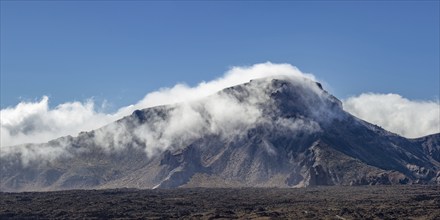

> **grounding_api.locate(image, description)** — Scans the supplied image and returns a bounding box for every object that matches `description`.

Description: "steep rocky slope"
[1,77,439,191]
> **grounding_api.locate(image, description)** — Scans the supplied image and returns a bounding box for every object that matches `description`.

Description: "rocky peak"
[1,76,439,191]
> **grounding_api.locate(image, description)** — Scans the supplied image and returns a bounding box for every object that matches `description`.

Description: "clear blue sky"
[1,1,439,110]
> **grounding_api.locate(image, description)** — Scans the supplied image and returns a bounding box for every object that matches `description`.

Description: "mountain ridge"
[1,76,439,191]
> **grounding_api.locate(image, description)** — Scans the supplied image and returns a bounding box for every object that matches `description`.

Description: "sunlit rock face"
[1,77,439,191]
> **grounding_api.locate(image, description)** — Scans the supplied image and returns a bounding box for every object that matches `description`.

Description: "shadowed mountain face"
[1,77,439,191]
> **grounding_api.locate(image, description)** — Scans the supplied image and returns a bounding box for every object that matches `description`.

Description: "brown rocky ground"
[1,185,439,219]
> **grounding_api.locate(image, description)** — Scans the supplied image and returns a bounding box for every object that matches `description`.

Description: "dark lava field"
[1,185,439,219]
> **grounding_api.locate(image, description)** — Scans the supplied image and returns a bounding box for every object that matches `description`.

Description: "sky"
[1,1,439,109]
[0,1,439,145]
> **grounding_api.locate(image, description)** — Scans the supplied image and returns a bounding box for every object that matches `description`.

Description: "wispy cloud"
[0,96,115,147]
[1,62,438,154]
[0,62,315,148]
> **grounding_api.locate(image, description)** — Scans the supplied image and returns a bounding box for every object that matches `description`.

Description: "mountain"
[1,76,439,191]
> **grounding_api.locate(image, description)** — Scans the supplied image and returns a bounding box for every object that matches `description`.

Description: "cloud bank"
[1,97,115,147]
[343,93,440,138]
[1,62,314,148]
[90,77,323,159]
[1,62,438,156]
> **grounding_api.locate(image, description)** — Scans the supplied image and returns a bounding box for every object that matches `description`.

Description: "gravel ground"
[1,185,439,219]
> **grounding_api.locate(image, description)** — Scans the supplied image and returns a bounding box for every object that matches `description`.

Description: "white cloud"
[0,96,115,147]
[343,93,440,138]
[115,62,316,117]
[0,62,315,149]
[1,62,438,164]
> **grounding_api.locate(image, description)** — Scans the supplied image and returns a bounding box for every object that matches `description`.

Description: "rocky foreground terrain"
[1,185,440,219]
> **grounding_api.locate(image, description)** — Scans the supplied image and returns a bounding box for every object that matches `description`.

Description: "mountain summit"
[1,76,439,191]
